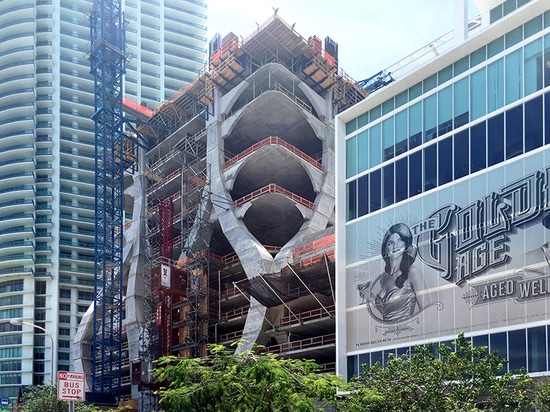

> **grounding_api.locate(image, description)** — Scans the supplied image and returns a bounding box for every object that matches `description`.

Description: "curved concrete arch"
[221,90,325,140]
[221,62,325,119]
[297,82,329,120]
[218,80,250,119]
[234,192,314,221]
[222,143,325,193]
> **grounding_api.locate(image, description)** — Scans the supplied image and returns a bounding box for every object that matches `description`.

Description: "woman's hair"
[381,223,417,288]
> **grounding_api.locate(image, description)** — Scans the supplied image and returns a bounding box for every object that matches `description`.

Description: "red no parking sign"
[57,371,86,402]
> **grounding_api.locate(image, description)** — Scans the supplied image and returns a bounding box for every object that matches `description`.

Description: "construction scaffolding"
[143,119,212,359]
[89,0,126,399]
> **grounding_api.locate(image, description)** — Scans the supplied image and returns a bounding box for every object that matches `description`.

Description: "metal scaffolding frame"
[89,0,125,399]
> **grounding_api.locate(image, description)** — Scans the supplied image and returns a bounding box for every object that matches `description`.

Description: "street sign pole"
[57,371,86,405]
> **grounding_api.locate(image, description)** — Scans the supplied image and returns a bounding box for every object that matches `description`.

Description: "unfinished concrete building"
[74,12,367,404]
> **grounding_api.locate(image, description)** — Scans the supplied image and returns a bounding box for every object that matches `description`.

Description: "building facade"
[72,11,366,406]
[336,0,550,381]
[0,0,206,400]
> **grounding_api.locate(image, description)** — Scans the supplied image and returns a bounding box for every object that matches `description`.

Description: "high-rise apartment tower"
[0,0,207,400]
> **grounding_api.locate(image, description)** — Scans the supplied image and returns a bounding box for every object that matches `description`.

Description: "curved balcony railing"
[224,136,322,170]
[265,333,336,354]
[233,183,315,210]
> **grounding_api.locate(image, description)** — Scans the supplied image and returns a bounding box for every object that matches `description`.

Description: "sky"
[206,0,481,82]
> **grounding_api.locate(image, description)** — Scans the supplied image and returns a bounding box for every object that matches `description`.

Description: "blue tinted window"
[488,36,504,58]
[490,331,508,374]
[424,144,437,191]
[346,136,356,178]
[424,94,437,142]
[454,57,469,76]
[470,47,486,67]
[505,49,523,105]
[370,105,381,121]
[471,68,486,121]
[525,96,543,151]
[438,86,453,136]
[544,34,550,87]
[369,124,382,167]
[371,351,382,367]
[524,15,542,38]
[524,38,543,95]
[358,175,368,217]
[409,82,422,100]
[358,353,369,373]
[395,90,408,108]
[358,112,369,128]
[409,102,422,149]
[488,113,504,166]
[438,65,453,84]
[358,131,369,173]
[383,164,394,207]
[395,110,408,156]
[346,181,356,221]
[488,58,504,111]
[369,169,381,212]
[423,74,437,93]
[438,137,453,185]
[508,329,526,371]
[505,26,522,48]
[454,77,469,128]
[454,130,469,179]
[409,151,422,197]
[528,326,546,372]
[348,355,358,380]
[383,117,394,161]
[506,104,523,159]
[473,334,489,354]
[545,92,550,144]
[382,98,394,115]
[395,157,408,202]
[470,121,487,173]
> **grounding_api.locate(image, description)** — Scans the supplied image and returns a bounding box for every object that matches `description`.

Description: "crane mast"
[89,0,126,399]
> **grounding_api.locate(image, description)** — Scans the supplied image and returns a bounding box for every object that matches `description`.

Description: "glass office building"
[336,0,550,381]
[0,0,206,400]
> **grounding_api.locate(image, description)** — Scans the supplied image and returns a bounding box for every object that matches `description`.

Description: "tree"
[534,377,550,412]
[153,343,344,411]
[20,383,132,412]
[21,383,97,412]
[343,333,533,412]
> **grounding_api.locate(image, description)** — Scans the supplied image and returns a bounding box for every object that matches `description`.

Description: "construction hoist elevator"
[89,0,126,399]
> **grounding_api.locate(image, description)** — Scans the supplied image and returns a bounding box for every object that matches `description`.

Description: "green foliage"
[343,332,533,412]
[152,343,344,411]
[21,383,98,412]
[534,377,550,412]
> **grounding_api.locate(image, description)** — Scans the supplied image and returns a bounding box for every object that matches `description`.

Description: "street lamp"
[10,318,55,384]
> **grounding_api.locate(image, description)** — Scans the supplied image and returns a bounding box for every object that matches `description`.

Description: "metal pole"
[10,319,54,383]
[69,401,75,412]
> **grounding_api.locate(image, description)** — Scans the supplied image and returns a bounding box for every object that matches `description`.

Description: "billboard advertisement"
[345,152,550,354]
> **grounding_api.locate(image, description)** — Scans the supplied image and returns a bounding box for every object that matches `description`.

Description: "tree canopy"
[21,383,97,412]
[21,383,132,412]
[153,343,343,412]
[343,332,533,412]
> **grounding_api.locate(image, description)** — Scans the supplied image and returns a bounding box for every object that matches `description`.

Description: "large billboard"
[345,151,550,354]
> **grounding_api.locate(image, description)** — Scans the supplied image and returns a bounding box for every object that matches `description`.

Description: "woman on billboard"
[358,223,428,323]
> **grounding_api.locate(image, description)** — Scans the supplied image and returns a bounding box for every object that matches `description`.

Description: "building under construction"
[74,11,367,407]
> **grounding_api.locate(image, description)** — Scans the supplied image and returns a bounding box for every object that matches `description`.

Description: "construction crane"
[89,0,126,401]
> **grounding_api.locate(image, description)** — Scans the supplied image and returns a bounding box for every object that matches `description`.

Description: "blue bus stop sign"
[0,398,9,406]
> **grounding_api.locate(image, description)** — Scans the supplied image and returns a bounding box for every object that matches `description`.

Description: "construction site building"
[74,12,367,406]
